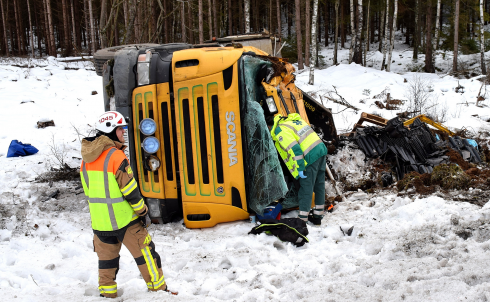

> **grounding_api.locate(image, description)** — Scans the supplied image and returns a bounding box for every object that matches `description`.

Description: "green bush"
[460,39,479,55]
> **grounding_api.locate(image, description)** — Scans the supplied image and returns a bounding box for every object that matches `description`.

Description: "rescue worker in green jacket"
[80,111,174,298]
[270,113,328,225]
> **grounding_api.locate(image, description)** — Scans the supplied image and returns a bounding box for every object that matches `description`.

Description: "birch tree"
[295,0,304,69]
[386,0,397,72]
[199,0,204,43]
[334,0,339,64]
[99,0,108,49]
[244,0,250,33]
[381,0,389,70]
[349,0,356,63]
[480,0,486,74]
[309,0,319,85]
[88,0,97,51]
[434,0,441,50]
[453,0,460,72]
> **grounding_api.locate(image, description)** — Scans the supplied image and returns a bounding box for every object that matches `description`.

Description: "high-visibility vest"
[270,113,326,179]
[80,148,138,231]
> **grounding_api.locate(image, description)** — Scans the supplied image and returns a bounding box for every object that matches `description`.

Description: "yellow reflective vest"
[270,113,328,179]
[80,147,139,231]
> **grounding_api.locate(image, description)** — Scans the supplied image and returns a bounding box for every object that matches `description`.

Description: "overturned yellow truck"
[95,42,337,229]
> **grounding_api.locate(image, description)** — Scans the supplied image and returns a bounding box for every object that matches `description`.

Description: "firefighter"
[80,111,171,298]
[270,113,328,225]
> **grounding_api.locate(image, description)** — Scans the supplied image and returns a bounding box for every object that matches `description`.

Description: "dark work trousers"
[297,155,326,220]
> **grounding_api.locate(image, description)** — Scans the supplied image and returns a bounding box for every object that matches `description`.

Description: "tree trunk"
[208,0,213,38]
[13,0,22,54]
[99,0,108,48]
[364,0,370,65]
[481,0,486,74]
[228,0,233,35]
[454,0,459,72]
[83,0,91,53]
[181,1,186,42]
[88,0,97,51]
[62,0,71,55]
[213,0,218,36]
[244,0,250,32]
[46,0,56,55]
[414,0,419,60]
[70,0,78,51]
[305,0,311,66]
[324,1,329,47]
[295,0,304,69]
[198,0,204,43]
[381,0,389,70]
[341,1,345,47]
[434,0,441,50]
[1,0,9,56]
[425,0,434,73]
[334,0,339,64]
[379,8,384,51]
[187,1,193,43]
[354,0,363,64]
[27,0,34,57]
[239,0,243,33]
[386,0,397,72]
[309,0,319,85]
[349,0,355,63]
[287,1,292,37]
[277,0,281,36]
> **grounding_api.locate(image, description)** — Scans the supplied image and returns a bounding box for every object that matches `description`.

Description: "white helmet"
[96,111,128,133]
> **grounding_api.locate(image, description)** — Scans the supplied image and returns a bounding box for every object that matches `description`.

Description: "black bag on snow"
[248,218,309,247]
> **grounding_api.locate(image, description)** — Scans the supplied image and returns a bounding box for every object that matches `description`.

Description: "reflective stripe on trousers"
[83,148,126,230]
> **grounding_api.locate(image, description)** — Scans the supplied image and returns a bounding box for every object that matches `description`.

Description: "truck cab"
[95,43,337,229]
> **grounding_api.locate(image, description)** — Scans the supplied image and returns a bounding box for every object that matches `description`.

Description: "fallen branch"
[323,86,360,113]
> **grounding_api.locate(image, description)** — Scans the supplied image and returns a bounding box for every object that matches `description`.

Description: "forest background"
[0,0,487,76]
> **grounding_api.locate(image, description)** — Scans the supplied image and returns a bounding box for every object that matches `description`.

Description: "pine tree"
[295,0,304,69]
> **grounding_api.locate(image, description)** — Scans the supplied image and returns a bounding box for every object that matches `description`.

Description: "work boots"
[308,214,322,226]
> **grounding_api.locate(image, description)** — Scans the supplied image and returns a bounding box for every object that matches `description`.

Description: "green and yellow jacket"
[270,113,328,179]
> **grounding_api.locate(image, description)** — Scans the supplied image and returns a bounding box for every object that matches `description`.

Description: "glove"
[298,171,307,179]
[140,214,151,228]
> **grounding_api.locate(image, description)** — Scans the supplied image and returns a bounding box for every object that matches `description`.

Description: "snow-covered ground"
[1,42,490,301]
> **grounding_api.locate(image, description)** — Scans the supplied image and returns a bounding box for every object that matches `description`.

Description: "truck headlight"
[145,155,161,171]
[140,118,157,135]
[142,136,160,153]
[146,198,161,218]
[137,50,152,86]
[266,96,278,114]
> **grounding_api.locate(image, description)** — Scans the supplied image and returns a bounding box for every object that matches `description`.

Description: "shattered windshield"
[241,55,288,215]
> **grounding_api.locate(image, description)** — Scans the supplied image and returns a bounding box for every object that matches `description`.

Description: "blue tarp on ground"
[7,140,39,158]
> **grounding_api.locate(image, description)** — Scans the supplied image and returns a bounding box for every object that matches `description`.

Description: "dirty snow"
[1,43,490,301]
